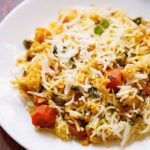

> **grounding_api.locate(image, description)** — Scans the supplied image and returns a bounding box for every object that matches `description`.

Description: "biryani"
[13,6,150,146]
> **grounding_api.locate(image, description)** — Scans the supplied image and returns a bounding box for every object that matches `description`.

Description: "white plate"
[0,0,150,149]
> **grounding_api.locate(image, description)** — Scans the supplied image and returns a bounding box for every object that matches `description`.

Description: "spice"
[133,17,142,25]
[23,40,33,49]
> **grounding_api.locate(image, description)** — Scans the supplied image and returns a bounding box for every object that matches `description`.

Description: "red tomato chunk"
[68,123,87,140]
[32,105,58,128]
[106,68,123,91]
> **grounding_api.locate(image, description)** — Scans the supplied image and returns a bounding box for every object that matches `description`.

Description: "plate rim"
[0,1,31,149]
[0,0,150,150]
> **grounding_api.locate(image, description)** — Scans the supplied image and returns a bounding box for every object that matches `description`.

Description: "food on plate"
[32,105,58,128]
[13,6,150,146]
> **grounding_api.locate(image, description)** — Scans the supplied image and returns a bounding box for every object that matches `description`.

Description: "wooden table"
[0,1,25,149]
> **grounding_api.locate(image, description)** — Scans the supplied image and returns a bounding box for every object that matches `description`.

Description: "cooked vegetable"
[32,105,58,128]
[94,25,104,35]
[133,17,142,25]
[23,40,33,49]
[101,19,110,29]
[94,19,109,35]
[107,68,123,91]
[14,7,150,147]
[67,123,87,139]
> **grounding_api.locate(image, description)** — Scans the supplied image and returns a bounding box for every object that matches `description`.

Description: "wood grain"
[0,1,25,149]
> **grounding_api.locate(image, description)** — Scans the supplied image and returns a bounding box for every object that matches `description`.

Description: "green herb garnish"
[88,87,99,97]
[53,45,58,55]
[101,19,110,29]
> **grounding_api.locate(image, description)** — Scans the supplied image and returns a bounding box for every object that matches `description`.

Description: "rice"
[13,6,150,147]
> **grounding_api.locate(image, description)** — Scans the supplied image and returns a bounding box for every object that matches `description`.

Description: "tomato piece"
[68,123,87,140]
[106,68,123,91]
[32,105,58,128]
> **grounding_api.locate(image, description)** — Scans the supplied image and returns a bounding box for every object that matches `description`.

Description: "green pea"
[94,25,104,35]
[101,19,110,29]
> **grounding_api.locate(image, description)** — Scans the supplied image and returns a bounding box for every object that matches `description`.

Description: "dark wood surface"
[0,1,25,149]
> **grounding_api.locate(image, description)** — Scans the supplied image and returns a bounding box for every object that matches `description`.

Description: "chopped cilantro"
[53,45,58,55]
[88,87,99,97]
